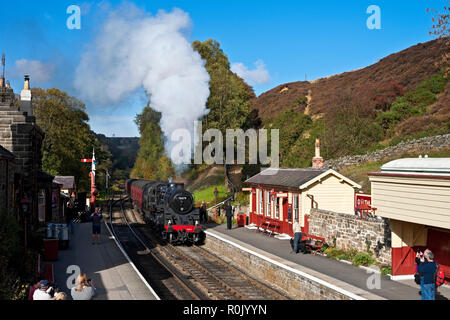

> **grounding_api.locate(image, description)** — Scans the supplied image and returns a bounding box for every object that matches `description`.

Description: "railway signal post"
[81,149,99,210]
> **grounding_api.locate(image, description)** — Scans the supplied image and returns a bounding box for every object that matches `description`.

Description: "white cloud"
[12,59,55,83]
[231,59,270,86]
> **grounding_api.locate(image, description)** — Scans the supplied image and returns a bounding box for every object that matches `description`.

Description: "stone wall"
[203,231,356,300]
[309,208,391,265]
[323,134,450,171]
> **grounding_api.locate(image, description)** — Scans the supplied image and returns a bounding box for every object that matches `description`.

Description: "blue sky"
[0,0,445,137]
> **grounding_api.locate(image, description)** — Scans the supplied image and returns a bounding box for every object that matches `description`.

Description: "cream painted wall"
[370,175,450,229]
[390,219,428,248]
[300,174,356,227]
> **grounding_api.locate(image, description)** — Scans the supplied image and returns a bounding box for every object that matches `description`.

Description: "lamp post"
[21,194,31,249]
[214,187,219,220]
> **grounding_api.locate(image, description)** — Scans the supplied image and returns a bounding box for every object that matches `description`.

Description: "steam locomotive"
[125,179,205,245]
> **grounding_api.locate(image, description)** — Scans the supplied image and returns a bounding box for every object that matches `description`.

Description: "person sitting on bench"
[291,220,306,254]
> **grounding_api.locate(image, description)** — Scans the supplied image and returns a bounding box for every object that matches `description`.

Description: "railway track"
[108,194,290,300]
[107,195,206,300]
[121,199,290,300]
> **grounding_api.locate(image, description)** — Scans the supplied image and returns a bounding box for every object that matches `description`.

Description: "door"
[427,228,450,284]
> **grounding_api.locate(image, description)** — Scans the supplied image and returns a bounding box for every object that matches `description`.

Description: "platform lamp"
[214,187,219,220]
[21,194,31,249]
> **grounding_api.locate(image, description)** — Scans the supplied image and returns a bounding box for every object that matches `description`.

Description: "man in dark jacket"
[200,201,208,224]
[90,207,103,245]
[418,250,437,300]
[224,201,234,230]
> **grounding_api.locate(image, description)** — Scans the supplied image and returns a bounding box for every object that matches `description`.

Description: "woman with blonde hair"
[53,292,67,300]
[71,274,96,300]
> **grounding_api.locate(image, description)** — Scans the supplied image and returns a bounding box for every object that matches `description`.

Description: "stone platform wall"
[203,231,358,300]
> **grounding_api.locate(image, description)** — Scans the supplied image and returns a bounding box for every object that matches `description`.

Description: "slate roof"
[0,145,14,159]
[53,176,75,189]
[244,168,328,188]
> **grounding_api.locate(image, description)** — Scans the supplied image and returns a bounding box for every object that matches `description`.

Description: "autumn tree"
[428,1,450,78]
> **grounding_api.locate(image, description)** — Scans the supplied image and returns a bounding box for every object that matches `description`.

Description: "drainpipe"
[306,194,317,209]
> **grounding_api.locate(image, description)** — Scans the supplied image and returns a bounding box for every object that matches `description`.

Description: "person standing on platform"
[66,196,76,235]
[291,220,303,254]
[224,201,234,230]
[200,201,208,224]
[418,250,437,300]
[90,207,102,245]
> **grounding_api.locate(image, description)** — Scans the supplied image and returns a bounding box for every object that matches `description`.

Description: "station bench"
[291,233,326,255]
[257,219,281,237]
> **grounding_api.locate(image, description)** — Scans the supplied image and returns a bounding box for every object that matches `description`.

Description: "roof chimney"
[24,75,30,90]
[5,81,10,88]
[20,75,33,115]
[312,138,324,169]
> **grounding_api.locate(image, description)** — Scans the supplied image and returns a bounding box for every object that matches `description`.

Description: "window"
[266,190,271,217]
[293,194,299,222]
[259,189,263,214]
[275,197,280,219]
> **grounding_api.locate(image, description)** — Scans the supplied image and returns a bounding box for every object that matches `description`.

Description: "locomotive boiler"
[126,179,204,245]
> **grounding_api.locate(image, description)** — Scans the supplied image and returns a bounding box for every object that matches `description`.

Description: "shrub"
[324,248,346,260]
[352,253,376,267]
[404,89,436,108]
[376,111,401,132]
[390,101,420,118]
[381,266,392,275]
[417,73,448,94]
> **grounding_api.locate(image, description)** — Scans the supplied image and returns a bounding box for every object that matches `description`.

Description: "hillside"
[247,38,449,170]
[251,38,449,121]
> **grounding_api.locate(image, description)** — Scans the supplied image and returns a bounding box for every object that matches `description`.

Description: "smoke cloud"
[74,4,210,165]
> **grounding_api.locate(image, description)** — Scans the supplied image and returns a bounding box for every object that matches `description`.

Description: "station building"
[0,61,55,228]
[368,157,450,282]
[244,139,362,237]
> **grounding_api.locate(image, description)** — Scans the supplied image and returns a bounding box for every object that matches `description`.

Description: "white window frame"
[266,190,271,217]
[275,197,280,219]
[293,194,299,222]
[259,189,263,214]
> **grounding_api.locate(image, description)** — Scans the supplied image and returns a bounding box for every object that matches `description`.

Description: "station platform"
[51,222,158,300]
[204,222,450,300]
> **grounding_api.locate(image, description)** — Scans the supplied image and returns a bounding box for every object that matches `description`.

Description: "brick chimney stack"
[312,138,324,169]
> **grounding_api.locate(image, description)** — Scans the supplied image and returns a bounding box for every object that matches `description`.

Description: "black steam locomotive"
[125,179,204,245]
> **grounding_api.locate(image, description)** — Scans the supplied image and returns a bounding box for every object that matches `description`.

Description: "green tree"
[192,39,255,134]
[131,104,175,181]
[32,88,111,191]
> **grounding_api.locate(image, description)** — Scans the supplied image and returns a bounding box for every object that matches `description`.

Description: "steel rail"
[115,197,203,300]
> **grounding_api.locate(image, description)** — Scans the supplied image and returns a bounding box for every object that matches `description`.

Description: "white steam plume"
[74,5,210,166]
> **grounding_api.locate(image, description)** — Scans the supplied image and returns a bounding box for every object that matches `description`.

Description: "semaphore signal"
[81,149,98,209]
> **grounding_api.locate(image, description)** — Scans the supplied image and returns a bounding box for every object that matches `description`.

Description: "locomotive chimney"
[312,138,324,169]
